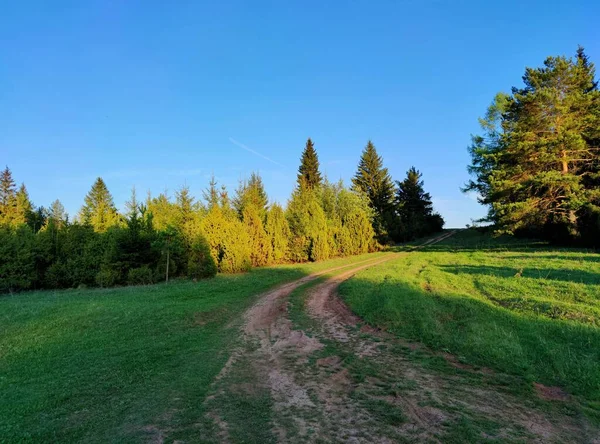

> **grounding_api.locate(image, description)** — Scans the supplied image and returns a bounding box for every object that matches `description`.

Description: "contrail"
[229,138,286,169]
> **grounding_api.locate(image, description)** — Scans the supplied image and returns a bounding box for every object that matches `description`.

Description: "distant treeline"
[0,140,444,293]
[465,46,600,247]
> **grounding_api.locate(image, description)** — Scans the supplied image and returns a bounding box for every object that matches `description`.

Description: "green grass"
[340,230,600,405]
[0,252,384,443]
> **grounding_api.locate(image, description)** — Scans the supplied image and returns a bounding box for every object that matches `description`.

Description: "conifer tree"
[464,47,600,242]
[243,204,272,266]
[49,199,67,228]
[79,177,120,232]
[395,167,443,240]
[203,175,220,209]
[297,138,322,189]
[0,166,16,225]
[352,141,396,241]
[233,172,269,220]
[14,184,33,227]
[265,203,290,263]
[146,192,177,231]
[176,185,195,228]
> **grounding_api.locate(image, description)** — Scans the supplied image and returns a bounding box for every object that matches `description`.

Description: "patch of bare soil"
[534,382,570,401]
[305,288,597,442]
[203,232,598,443]
[202,256,390,441]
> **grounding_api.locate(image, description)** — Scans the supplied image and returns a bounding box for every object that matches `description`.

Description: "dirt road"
[203,233,597,443]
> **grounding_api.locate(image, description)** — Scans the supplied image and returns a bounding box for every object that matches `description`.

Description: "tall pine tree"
[464,47,600,242]
[352,141,395,242]
[297,138,322,189]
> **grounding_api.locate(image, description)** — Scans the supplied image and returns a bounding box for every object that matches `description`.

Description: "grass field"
[3,230,600,442]
[341,230,600,412]
[0,252,385,442]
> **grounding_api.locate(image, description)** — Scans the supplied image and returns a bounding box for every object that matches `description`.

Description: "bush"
[187,235,217,279]
[96,267,120,288]
[127,266,154,286]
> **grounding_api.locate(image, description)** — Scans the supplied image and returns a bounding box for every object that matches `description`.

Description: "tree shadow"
[439,264,600,285]
[340,275,600,403]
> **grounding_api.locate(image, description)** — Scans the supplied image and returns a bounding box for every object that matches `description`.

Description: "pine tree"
[0,166,17,226]
[352,141,396,242]
[464,48,600,242]
[79,177,120,232]
[297,138,322,189]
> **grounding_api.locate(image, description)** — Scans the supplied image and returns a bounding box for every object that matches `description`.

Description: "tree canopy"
[465,47,600,245]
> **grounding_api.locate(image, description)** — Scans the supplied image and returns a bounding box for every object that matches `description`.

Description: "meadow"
[341,230,600,410]
[2,229,600,442]
[0,252,384,442]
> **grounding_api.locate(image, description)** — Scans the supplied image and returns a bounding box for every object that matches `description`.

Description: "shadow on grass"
[340,276,600,403]
[439,264,600,285]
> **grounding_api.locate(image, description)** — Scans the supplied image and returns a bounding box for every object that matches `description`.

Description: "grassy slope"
[341,230,600,409]
[0,252,385,443]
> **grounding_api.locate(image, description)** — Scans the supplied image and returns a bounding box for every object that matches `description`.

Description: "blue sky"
[2,0,598,227]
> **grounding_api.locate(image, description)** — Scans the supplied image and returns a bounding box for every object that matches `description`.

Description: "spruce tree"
[352,141,395,241]
[0,166,16,225]
[297,138,322,189]
[49,199,67,227]
[176,185,195,228]
[395,167,443,240]
[203,175,220,209]
[233,172,269,220]
[14,184,33,227]
[79,177,120,232]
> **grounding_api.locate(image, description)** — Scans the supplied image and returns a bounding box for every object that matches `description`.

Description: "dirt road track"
[203,231,597,443]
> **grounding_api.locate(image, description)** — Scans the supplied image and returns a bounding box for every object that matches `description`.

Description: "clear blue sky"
[2,1,598,227]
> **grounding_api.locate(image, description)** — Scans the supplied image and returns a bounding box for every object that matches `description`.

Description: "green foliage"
[352,141,396,242]
[243,205,272,267]
[297,138,322,190]
[127,266,155,285]
[265,203,291,263]
[0,226,37,292]
[187,234,217,279]
[201,206,252,273]
[79,177,121,232]
[233,172,269,220]
[394,167,444,241]
[95,266,120,288]
[465,47,600,245]
[286,187,330,261]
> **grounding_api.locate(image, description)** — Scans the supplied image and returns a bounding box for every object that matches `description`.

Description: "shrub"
[187,235,217,279]
[127,266,154,286]
[95,267,120,288]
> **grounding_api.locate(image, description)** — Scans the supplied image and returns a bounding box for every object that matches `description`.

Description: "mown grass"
[340,230,600,408]
[0,252,384,443]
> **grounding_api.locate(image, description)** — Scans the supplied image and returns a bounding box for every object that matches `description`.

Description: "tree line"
[0,140,444,292]
[465,47,600,247]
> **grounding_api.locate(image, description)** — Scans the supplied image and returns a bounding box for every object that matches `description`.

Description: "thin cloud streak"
[229,137,287,169]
